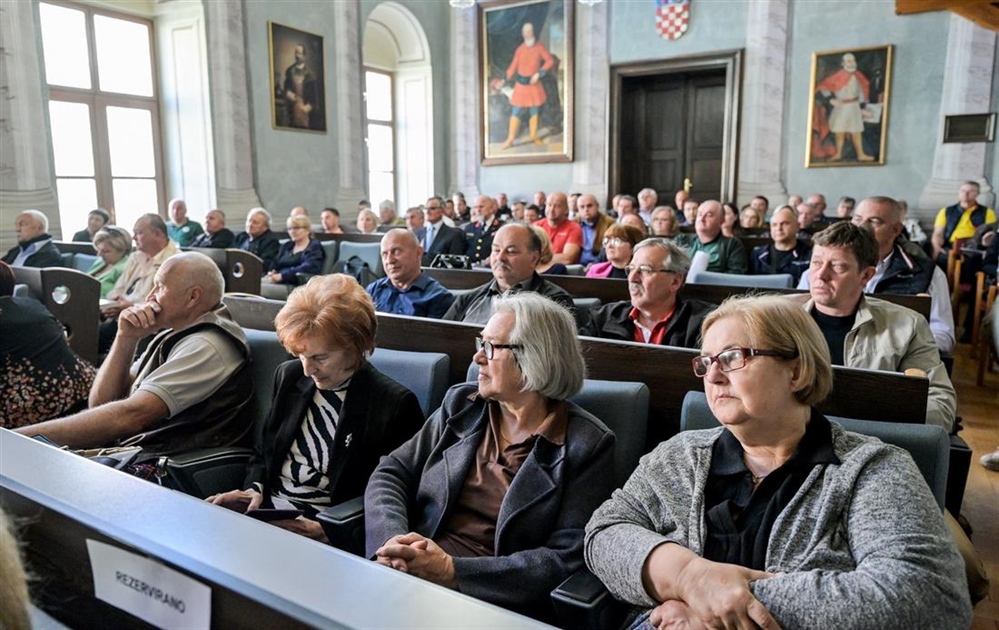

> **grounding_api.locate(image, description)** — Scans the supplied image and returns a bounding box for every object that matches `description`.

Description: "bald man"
[3,210,61,268]
[18,252,253,459]
[534,191,583,264]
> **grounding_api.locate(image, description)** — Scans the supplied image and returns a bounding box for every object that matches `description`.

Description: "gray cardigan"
[584,424,972,629]
[366,383,616,620]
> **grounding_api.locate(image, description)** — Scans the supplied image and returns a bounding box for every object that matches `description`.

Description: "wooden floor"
[956,339,999,629]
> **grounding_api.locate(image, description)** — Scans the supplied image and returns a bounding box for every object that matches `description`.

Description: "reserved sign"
[86,540,211,629]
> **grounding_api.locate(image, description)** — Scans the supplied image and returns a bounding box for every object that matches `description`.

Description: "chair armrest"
[316,496,366,555]
[163,447,254,499]
[551,569,627,630]
[296,272,317,286]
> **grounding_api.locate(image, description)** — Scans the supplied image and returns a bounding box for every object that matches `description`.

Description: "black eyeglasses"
[475,337,522,360]
[624,264,674,277]
[691,348,793,377]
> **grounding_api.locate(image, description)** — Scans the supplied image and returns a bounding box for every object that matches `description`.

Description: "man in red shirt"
[533,191,582,265]
[500,22,555,149]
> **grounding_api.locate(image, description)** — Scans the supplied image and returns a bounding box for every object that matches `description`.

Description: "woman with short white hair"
[365,292,615,622]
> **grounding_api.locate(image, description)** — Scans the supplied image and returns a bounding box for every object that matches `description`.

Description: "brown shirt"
[434,398,568,557]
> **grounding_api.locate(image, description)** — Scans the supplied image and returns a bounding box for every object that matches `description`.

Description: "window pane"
[365,71,392,122]
[106,107,155,177]
[39,3,91,89]
[367,124,394,173]
[112,179,158,231]
[94,15,153,97]
[368,172,394,210]
[55,178,98,239]
[49,101,95,177]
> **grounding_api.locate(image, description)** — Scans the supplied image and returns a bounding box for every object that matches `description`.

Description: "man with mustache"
[579,238,715,347]
[442,223,573,324]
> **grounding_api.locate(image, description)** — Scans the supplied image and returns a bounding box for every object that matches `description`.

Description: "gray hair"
[378,199,396,212]
[634,237,692,275]
[171,251,224,306]
[21,209,48,232]
[494,292,585,401]
[248,207,272,227]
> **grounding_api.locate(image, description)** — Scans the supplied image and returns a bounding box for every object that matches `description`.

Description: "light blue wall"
[609,0,747,64]
[244,2,342,220]
[784,3,949,214]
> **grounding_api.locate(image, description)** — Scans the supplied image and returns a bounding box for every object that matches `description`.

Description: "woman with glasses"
[365,292,615,622]
[586,223,647,279]
[585,294,971,629]
[263,215,325,290]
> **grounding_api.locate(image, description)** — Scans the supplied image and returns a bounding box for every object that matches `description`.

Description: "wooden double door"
[616,69,727,204]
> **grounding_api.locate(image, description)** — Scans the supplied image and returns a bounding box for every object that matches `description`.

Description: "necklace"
[751,472,768,485]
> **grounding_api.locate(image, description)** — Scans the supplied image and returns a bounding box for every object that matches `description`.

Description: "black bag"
[430,254,470,270]
[333,255,379,286]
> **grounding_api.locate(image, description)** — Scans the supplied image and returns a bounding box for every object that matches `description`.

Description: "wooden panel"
[895,0,999,32]
[12,266,100,365]
[0,432,547,630]
[222,297,931,451]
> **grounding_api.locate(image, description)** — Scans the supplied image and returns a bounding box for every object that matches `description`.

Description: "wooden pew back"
[222,297,931,450]
[0,432,546,629]
[12,266,100,365]
[422,268,932,321]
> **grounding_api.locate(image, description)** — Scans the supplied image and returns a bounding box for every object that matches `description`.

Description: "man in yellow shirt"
[931,180,996,266]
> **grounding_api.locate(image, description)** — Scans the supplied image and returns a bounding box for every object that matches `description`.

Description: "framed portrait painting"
[479,0,573,166]
[269,21,326,133]
[806,45,892,167]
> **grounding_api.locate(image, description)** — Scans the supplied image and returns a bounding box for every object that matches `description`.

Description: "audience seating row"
[222,296,933,453]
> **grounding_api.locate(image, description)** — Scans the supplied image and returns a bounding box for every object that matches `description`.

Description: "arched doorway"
[363,3,434,210]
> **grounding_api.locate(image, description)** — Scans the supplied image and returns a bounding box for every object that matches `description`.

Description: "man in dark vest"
[17,252,253,458]
[931,180,996,267]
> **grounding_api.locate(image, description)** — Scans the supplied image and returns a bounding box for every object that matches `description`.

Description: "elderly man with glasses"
[579,238,716,347]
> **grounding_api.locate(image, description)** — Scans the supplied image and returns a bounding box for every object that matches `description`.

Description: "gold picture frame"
[806,44,892,167]
[269,21,326,134]
[479,0,573,166]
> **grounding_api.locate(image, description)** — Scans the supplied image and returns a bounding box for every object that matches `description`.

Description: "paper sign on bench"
[86,540,211,629]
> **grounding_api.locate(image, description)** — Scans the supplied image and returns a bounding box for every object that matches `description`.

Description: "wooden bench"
[0,432,546,630]
[422,268,933,321]
[223,296,931,450]
[12,266,100,365]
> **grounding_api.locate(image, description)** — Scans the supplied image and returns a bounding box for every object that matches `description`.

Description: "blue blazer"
[364,383,615,621]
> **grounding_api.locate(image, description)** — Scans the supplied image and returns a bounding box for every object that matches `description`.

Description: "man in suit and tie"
[421,195,466,266]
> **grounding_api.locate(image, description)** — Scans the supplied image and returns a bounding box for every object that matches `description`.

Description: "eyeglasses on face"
[603,237,626,247]
[691,347,791,377]
[624,264,673,277]
[851,215,885,228]
[475,337,522,360]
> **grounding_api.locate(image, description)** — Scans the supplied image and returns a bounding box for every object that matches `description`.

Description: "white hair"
[21,209,48,232]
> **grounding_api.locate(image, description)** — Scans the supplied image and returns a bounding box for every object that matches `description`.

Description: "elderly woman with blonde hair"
[585,294,971,629]
[366,292,615,622]
[209,274,424,542]
[264,215,324,287]
[87,226,132,298]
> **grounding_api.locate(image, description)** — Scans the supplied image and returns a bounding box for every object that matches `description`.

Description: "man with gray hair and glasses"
[580,238,716,347]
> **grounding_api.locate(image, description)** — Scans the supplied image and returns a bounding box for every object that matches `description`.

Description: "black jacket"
[421,223,466,266]
[190,228,235,249]
[2,234,62,268]
[579,297,716,349]
[233,230,281,268]
[244,360,424,514]
[442,272,575,323]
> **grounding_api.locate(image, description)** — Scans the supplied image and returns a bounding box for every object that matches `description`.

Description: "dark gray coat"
[365,383,615,621]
